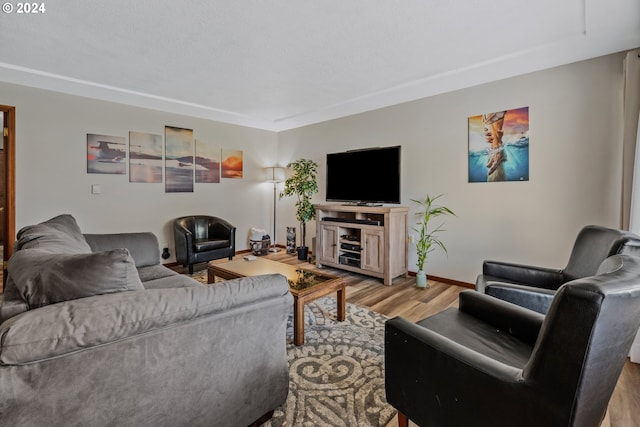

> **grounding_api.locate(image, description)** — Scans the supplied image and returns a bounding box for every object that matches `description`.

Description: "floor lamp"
[265,166,286,252]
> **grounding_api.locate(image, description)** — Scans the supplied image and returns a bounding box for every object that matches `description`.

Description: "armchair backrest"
[563,225,639,281]
[524,254,640,426]
[175,216,232,240]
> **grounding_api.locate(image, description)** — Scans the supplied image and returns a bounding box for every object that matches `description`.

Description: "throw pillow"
[15,214,91,254]
[8,248,144,309]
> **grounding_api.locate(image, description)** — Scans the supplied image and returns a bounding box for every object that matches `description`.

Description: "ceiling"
[1,0,639,131]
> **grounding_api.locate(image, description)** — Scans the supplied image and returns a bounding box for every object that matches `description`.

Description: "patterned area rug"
[190,270,396,427]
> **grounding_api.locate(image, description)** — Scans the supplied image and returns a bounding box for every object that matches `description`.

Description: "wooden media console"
[315,204,408,285]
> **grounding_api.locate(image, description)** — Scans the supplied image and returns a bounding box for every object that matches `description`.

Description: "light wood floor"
[224,251,640,427]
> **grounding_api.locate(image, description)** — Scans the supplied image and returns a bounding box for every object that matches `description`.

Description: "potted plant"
[280,159,318,260]
[412,194,455,288]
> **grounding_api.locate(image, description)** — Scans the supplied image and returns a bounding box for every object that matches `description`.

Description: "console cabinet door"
[319,225,339,264]
[362,229,384,273]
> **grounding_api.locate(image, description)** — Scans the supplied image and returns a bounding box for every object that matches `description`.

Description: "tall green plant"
[412,194,455,272]
[280,159,318,248]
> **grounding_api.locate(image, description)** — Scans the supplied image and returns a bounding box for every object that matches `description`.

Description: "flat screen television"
[326,145,401,205]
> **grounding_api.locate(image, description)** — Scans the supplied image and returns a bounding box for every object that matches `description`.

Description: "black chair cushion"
[417,308,533,368]
[193,238,230,252]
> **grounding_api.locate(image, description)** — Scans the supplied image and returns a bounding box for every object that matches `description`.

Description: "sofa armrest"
[458,290,544,346]
[481,260,564,290]
[0,274,291,365]
[84,232,160,268]
[0,299,28,325]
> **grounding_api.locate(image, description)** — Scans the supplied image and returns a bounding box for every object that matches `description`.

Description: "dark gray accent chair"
[385,254,640,427]
[173,215,236,274]
[476,225,640,313]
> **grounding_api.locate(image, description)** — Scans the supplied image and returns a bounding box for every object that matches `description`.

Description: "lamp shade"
[265,166,286,183]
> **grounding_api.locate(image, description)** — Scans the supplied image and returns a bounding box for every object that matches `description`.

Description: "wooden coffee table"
[207,257,346,345]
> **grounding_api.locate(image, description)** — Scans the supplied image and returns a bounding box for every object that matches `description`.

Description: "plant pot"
[416,270,428,288]
[297,246,309,261]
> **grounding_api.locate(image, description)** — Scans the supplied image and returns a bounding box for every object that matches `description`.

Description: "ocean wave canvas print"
[195,139,220,183]
[165,126,194,192]
[129,131,163,183]
[468,106,529,183]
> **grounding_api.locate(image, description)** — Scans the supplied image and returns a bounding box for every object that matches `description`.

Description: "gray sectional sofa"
[0,214,292,427]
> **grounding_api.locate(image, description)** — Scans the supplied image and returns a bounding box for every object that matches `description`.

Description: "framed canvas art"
[221,149,243,179]
[129,131,163,183]
[468,106,529,183]
[165,126,194,192]
[195,139,220,183]
[87,134,126,174]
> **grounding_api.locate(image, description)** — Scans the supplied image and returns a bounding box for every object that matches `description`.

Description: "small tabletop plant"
[412,194,455,288]
[280,159,318,260]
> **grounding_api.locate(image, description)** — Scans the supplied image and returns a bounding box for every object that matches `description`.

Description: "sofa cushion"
[143,274,205,290]
[137,264,180,283]
[8,248,144,309]
[15,214,91,254]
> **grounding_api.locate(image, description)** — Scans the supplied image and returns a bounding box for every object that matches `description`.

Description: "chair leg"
[398,411,409,427]
[188,264,194,274]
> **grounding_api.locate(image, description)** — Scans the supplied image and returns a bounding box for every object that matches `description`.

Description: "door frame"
[1,104,16,288]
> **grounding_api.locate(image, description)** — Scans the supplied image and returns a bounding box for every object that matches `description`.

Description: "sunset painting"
[468,106,529,183]
[221,149,243,179]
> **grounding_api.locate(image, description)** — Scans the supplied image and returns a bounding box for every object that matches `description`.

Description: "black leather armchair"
[476,225,640,313]
[386,254,640,427]
[173,215,236,274]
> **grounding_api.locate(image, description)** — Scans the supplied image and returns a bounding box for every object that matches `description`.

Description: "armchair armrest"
[209,218,236,239]
[173,221,194,261]
[458,290,544,346]
[385,316,528,426]
[385,316,523,383]
[484,282,555,314]
[482,260,564,290]
[84,232,160,268]
[173,221,193,239]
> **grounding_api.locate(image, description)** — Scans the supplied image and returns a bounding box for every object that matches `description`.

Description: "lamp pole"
[270,181,279,252]
[266,167,285,252]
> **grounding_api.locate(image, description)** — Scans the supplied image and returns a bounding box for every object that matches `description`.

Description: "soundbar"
[322,217,381,226]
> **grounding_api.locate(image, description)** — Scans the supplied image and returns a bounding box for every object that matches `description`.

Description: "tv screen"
[326,146,401,204]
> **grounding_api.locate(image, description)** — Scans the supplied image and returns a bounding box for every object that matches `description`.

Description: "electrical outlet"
[408,234,415,244]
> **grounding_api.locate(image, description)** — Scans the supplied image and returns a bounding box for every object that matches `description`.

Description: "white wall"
[1,52,628,281]
[0,82,279,260]
[278,52,627,283]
